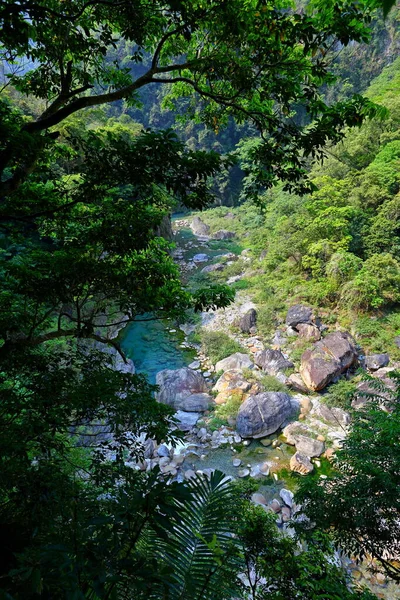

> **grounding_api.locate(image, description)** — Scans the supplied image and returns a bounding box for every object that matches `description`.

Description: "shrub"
[341,253,400,310]
[200,330,246,364]
[260,375,290,393]
[321,378,358,409]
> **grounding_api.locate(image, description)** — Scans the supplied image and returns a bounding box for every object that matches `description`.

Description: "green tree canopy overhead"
[0,0,387,201]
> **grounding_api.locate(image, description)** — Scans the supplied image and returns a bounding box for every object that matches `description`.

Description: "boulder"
[314,403,350,427]
[252,492,267,506]
[175,411,201,431]
[212,229,235,240]
[282,421,311,445]
[180,393,213,412]
[364,353,390,371]
[293,435,325,457]
[191,216,210,236]
[193,253,209,263]
[280,488,294,508]
[236,392,292,438]
[254,348,294,375]
[287,373,309,394]
[156,367,208,411]
[224,212,235,220]
[214,369,253,393]
[297,323,321,341]
[290,452,314,475]
[215,352,253,372]
[239,308,257,334]
[201,263,224,273]
[395,336,400,348]
[286,304,313,328]
[300,332,357,391]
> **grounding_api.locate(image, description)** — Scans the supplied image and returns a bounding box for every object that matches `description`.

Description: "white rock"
[280,488,294,508]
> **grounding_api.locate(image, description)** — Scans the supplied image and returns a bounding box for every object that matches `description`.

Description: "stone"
[189,360,201,370]
[314,403,350,427]
[297,323,321,341]
[238,468,250,478]
[197,427,207,439]
[233,458,241,467]
[214,369,253,393]
[180,392,213,412]
[270,499,281,513]
[215,352,254,372]
[281,506,291,522]
[260,463,270,476]
[299,396,313,414]
[324,447,336,462]
[201,263,224,273]
[260,438,272,447]
[236,392,292,438]
[365,353,390,371]
[252,492,267,506]
[159,456,170,468]
[144,438,155,459]
[286,304,313,328]
[290,452,314,475]
[282,421,311,445]
[254,348,294,375]
[280,488,294,508]
[193,253,209,263]
[239,309,257,333]
[300,332,357,391]
[175,410,201,431]
[212,229,235,240]
[156,367,208,411]
[184,469,196,480]
[293,435,325,457]
[287,373,309,394]
[191,216,210,236]
[157,444,171,458]
[395,336,400,348]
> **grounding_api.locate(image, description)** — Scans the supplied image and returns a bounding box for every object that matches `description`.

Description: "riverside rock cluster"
[146,216,399,487]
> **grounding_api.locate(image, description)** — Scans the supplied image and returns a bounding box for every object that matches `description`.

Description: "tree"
[0,0,393,597]
[0,0,386,202]
[296,374,400,583]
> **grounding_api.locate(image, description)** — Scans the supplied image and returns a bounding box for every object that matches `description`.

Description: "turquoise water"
[120,317,195,384]
[119,222,240,383]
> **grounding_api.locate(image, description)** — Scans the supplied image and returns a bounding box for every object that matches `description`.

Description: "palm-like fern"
[148,470,241,600]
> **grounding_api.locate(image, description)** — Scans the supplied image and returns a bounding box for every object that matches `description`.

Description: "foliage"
[297,373,400,583]
[320,378,358,409]
[200,330,246,364]
[260,375,290,393]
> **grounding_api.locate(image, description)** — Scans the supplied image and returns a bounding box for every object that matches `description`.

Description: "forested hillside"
[193,54,400,356]
[0,1,399,599]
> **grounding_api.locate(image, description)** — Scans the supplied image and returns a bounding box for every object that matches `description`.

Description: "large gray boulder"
[156,367,210,411]
[286,304,313,328]
[254,348,293,375]
[292,435,325,457]
[364,353,389,371]
[191,216,210,236]
[236,392,292,438]
[239,309,257,333]
[215,352,253,372]
[300,332,357,391]
[201,263,224,273]
[179,393,212,412]
[212,230,235,240]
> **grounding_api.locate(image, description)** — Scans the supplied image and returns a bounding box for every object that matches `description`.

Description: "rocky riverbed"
[118,214,399,599]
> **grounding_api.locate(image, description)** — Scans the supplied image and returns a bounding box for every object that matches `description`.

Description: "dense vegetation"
[0,0,399,598]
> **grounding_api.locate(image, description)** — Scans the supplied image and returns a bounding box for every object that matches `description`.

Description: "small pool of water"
[120,318,195,384]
